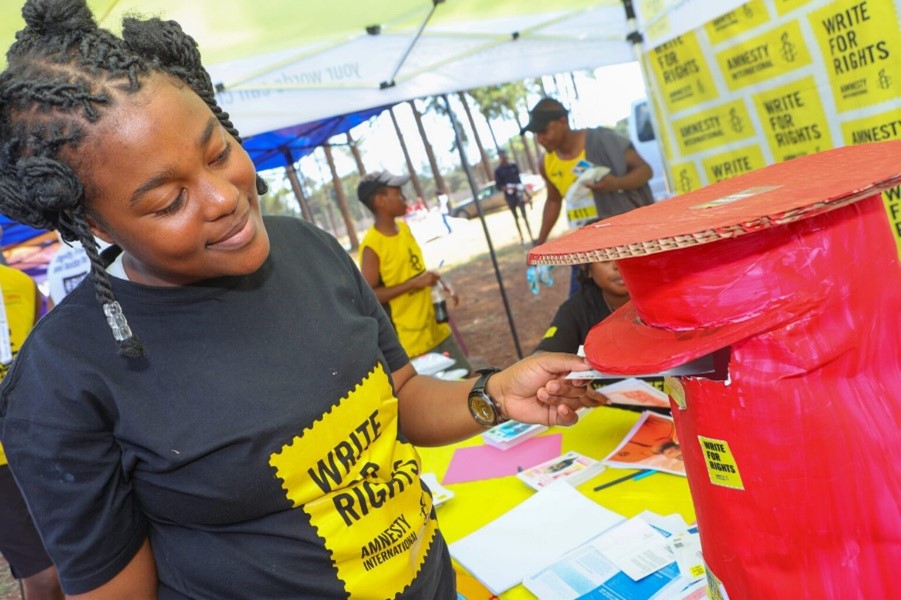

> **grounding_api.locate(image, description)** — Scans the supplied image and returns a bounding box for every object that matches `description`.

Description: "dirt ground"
[0,564,18,599]
[413,188,572,368]
[0,190,574,596]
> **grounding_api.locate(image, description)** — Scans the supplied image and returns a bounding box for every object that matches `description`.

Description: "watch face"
[469,395,497,426]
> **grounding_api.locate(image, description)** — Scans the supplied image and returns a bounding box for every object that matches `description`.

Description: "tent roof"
[1,1,636,139]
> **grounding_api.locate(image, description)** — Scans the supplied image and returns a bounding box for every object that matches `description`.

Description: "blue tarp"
[1,217,46,247]
[244,105,389,172]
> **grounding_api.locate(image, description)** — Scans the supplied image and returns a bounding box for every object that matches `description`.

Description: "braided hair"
[0,0,268,358]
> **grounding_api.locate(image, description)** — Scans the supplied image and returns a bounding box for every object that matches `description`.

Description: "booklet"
[601,411,686,476]
[482,420,548,451]
[516,450,606,491]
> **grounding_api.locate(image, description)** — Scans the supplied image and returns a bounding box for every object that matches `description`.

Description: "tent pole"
[441,93,523,360]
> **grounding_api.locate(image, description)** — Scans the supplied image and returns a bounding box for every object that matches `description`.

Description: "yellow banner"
[809,0,901,111]
[753,75,833,161]
[841,108,901,144]
[670,161,703,195]
[715,20,812,90]
[774,0,816,16]
[673,99,756,155]
[705,0,770,46]
[648,31,719,113]
[701,145,767,183]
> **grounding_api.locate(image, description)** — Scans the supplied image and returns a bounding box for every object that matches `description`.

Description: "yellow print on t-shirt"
[269,363,437,599]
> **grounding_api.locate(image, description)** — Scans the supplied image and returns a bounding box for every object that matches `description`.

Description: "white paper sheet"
[448,481,625,595]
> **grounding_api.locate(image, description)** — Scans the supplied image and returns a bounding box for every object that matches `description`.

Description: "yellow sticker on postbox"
[698,436,745,490]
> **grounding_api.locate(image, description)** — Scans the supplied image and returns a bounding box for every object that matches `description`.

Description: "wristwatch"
[468,368,506,427]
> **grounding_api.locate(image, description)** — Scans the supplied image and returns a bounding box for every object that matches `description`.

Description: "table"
[415,405,697,599]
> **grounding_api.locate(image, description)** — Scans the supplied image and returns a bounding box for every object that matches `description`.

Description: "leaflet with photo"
[601,411,686,477]
[516,450,606,491]
[594,378,670,409]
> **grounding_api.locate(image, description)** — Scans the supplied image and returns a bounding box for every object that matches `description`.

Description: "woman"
[0,2,589,598]
[534,260,630,355]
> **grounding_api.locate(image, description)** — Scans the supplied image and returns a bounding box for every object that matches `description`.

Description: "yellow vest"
[359,221,450,357]
[544,150,600,227]
[0,265,39,466]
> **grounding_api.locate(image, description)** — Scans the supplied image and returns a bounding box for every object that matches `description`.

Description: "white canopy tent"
[1,1,742,138]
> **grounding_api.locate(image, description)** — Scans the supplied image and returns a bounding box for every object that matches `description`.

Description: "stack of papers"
[482,420,548,451]
[523,511,707,600]
[449,481,626,595]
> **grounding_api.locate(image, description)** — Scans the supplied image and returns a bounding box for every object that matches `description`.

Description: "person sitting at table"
[534,259,665,406]
[534,260,629,356]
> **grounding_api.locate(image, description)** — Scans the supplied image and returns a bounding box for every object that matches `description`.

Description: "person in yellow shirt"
[358,171,471,373]
[523,97,655,295]
[0,265,62,599]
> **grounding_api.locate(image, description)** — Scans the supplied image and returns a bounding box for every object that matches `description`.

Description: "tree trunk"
[389,106,427,205]
[458,92,493,183]
[323,202,338,239]
[513,108,538,174]
[346,131,366,175]
[284,161,315,223]
[322,144,359,250]
[486,119,500,155]
[409,99,447,196]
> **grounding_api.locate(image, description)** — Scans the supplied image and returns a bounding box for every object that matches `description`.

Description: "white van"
[628,99,670,201]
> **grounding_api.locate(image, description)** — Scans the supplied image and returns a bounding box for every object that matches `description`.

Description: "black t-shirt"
[494,163,521,197]
[0,216,454,599]
[535,283,612,354]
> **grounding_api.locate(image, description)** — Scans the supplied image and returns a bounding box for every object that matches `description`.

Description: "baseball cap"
[528,141,901,374]
[356,170,411,204]
[520,98,569,135]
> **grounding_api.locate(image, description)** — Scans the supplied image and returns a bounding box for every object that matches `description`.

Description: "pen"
[593,469,657,492]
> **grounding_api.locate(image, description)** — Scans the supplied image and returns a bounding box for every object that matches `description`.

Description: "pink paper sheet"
[442,434,563,485]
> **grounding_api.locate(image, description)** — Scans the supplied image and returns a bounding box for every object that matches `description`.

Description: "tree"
[408,99,447,196]
[388,105,428,204]
[468,81,538,173]
[457,92,493,182]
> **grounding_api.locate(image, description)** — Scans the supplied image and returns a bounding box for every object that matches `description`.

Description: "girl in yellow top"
[357,172,470,371]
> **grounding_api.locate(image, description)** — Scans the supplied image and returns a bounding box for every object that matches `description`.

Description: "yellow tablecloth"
[415,406,696,599]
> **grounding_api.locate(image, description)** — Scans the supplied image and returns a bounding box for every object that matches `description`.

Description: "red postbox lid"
[529,141,901,373]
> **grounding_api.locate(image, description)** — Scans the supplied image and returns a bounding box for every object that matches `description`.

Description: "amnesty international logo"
[269,363,437,598]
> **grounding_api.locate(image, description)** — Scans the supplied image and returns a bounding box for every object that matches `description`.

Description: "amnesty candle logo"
[270,363,437,597]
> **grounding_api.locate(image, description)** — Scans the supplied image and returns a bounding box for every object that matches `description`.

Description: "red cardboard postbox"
[530,141,901,599]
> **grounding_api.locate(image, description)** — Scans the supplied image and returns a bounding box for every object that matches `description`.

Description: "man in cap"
[523,97,655,294]
[357,171,471,373]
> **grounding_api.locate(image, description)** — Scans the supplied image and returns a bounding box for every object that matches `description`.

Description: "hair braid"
[69,205,145,358]
[0,0,262,357]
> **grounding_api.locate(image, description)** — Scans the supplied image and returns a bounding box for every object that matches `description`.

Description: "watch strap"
[469,368,505,426]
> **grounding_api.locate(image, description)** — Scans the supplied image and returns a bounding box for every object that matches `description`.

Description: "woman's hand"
[486,353,592,427]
